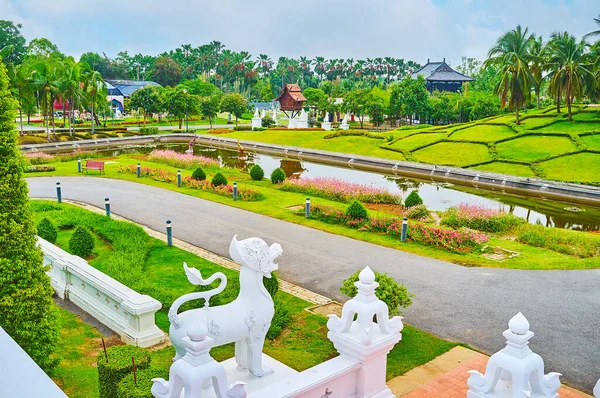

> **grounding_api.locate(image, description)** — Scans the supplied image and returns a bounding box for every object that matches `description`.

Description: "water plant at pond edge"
[441,203,526,233]
[279,177,402,204]
[148,149,220,169]
[302,204,489,253]
[116,165,263,201]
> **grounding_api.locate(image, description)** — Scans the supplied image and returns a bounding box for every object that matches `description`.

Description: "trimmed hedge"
[192,167,206,181]
[69,226,95,258]
[117,368,169,398]
[37,218,58,243]
[97,345,151,398]
[270,168,285,184]
[404,191,423,208]
[250,164,264,181]
[211,172,227,187]
[346,201,368,220]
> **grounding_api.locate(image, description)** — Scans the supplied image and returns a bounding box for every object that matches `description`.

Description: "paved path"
[27,177,600,392]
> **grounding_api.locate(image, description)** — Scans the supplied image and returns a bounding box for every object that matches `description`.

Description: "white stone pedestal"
[252,117,262,129]
[340,122,349,130]
[322,121,332,131]
[199,354,298,397]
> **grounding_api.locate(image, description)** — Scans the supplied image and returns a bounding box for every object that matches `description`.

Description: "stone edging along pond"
[21,133,600,207]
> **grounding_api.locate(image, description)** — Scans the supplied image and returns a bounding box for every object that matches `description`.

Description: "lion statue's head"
[229,235,282,278]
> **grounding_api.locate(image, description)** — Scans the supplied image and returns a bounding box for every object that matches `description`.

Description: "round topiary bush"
[405,204,430,220]
[270,168,285,184]
[404,190,423,208]
[249,164,264,181]
[97,345,152,398]
[340,270,413,316]
[192,167,206,181]
[37,218,58,243]
[69,226,95,258]
[117,367,169,398]
[263,272,279,298]
[211,172,228,187]
[346,201,368,220]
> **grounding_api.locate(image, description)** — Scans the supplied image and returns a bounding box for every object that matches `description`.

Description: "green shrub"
[139,127,159,135]
[250,164,265,181]
[270,168,285,184]
[404,191,423,208]
[263,272,279,298]
[346,201,368,220]
[340,270,413,316]
[405,204,430,221]
[192,167,206,181]
[262,115,275,128]
[233,125,252,131]
[117,368,169,398]
[516,224,600,258]
[211,172,228,187]
[69,226,95,258]
[97,345,152,398]
[0,60,59,373]
[241,112,253,120]
[37,218,58,243]
[266,298,292,340]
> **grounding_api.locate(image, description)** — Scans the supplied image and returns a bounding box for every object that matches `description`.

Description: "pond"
[96,143,600,231]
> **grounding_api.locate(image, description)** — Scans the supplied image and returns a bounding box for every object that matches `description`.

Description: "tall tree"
[150,56,181,86]
[528,36,546,109]
[546,32,595,121]
[82,68,105,134]
[220,93,247,125]
[0,20,26,65]
[163,86,199,129]
[484,25,536,125]
[129,86,162,124]
[0,58,59,372]
[199,94,222,129]
[583,14,600,42]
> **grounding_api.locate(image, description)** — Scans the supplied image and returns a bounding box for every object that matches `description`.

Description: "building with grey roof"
[409,59,474,93]
[105,80,161,98]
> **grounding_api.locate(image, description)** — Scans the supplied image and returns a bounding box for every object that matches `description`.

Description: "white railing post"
[467,312,561,398]
[326,266,404,398]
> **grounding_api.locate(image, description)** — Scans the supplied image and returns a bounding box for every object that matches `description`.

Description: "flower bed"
[147,149,220,169]
[117,165,263,201]
[206,129,232,134]
[24,165,56,173]
[441,203,526,233]
[279,177,401,204]
[304,205,488,253]
[24,152,54,164]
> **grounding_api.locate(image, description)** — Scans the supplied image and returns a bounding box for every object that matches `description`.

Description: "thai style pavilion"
[276,84,306,119]
[409,59,474,93]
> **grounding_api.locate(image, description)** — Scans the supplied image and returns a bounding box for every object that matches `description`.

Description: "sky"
[3,0,598,66]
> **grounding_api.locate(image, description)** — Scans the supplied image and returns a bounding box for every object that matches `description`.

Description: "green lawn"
[469,161,536,177]
[582,134,600,150]
[448,125,515,142]
[536,121,600,133]
[390,133,446,150]
[539,152,600,184]
[37,202,457,397]
[519,117,557,129]
[572,111,600,121]
[496,135,577,162]
[412,142,490,166]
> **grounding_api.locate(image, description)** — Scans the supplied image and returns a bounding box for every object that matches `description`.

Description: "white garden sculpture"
[340,111,350,130]
[322,112,332,131]
[467,312,561,398]
[594,379,600,397]
[251,108,262,129]
[152,235,282,398]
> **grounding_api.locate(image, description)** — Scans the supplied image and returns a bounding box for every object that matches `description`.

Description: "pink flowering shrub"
[304,204,489,253]
[148,149,219,169]
[441,203,525,233]
[407,224,489,253]
[279,177,401,204]
[117,165,262,201]
[24,152,54,164]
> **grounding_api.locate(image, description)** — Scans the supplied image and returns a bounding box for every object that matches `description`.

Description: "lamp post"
[458,88,463,123]
[183,88,189,133]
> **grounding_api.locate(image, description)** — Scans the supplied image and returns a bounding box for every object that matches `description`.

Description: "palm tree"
[30,60,59,138]
[583,14,600,42]
[484,25,536,125]
[82,68,105,134]
[529,35,546,109]
[57,61,83,135]
[7,62,35,136]
[546,32,595,121]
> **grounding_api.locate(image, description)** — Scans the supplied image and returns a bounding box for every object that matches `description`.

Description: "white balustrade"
[39,237,165,347]
[467,312,561,398]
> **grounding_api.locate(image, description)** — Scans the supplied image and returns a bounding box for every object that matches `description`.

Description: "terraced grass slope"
[222,105,600,185]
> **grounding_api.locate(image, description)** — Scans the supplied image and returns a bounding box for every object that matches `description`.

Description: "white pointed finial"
[508,312,530,335]
[187,322,208,341]
[593,379,600,397]
[359,266,375,284]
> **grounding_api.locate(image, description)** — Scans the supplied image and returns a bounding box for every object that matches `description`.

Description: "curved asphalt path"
[27,177,600,392]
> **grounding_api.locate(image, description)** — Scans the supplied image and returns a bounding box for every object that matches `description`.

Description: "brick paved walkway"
[401,354,591,397]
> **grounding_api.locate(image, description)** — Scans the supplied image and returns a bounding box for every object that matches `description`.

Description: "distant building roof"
[276,84,306,102]
[410,59,474,82]
[104,82,123,97]
[105,80,161,97]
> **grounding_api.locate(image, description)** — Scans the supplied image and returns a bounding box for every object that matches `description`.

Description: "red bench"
[83,160,105,174]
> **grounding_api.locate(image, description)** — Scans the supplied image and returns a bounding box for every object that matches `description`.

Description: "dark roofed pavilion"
[410,59,474,93]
